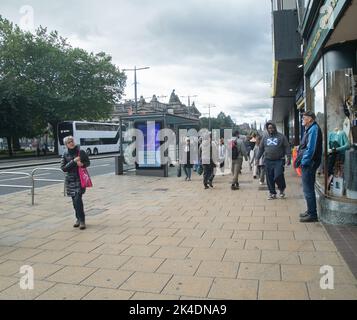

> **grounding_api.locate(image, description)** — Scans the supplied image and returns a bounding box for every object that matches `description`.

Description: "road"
[0,157,131,196]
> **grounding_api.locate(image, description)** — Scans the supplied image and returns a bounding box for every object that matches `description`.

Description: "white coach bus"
[57,121,123,156]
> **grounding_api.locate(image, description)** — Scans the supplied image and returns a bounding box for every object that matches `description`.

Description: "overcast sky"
[1,0,273,126]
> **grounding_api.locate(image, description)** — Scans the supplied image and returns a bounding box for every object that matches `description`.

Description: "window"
[325,68,354,198]
[273,0,296,11]
[311,77,325,186]
[75,123,119,131]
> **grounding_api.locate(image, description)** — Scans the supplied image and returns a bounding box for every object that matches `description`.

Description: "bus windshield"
[58,122,74,146]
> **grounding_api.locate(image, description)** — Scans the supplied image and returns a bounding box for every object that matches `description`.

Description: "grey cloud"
[1,0,274,124]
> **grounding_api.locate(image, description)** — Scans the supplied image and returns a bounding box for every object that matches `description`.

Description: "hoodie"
[257,122,291,161]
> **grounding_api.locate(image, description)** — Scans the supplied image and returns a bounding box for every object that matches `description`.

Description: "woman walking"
[182,138,193,181]
[61,136,90,230]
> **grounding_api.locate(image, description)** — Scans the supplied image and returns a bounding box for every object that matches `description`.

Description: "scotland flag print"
[267,138,278,146]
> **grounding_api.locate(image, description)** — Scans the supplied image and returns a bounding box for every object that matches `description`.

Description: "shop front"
[303,0,357,224]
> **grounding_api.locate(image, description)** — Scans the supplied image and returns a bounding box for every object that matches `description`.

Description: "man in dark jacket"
[296,111,322,223]
[257,122,291,200]
[199,134,217,189]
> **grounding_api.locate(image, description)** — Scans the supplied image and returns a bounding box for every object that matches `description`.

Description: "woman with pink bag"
[61,136,91,230]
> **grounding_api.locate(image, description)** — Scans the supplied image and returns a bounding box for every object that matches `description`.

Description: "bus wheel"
[93,148,99,155]
[86,148,92,155]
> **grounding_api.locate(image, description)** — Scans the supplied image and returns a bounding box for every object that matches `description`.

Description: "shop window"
[325,68,356,199]
[311,78,325,186]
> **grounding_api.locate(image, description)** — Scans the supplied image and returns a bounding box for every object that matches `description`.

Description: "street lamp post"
[122,66,150,114]
[203,105,216,131]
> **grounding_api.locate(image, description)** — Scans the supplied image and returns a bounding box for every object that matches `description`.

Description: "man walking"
[230,131,248,190]
[199,134,217,189]
[257,122,291,199]
[296,111,322,223]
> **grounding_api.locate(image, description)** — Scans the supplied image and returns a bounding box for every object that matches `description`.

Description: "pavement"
[0,164,357,300]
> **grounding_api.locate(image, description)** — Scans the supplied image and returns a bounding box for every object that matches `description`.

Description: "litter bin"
[115,155,124,175]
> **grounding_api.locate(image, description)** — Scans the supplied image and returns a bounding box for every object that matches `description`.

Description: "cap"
[303,110,316,120]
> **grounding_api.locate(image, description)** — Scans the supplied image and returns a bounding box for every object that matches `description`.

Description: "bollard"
[115,155,124,175]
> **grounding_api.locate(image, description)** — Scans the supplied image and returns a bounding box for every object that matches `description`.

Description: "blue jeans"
[184,166,192,179]
[301,165,318,218]
[265,159,286,195]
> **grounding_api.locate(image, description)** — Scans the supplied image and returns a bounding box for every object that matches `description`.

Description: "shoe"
[299,211,309,218]
[259,181,264,185]
[267,194,277,200]
[300,215,318,223]
[185,177,188,181]
[279,192,285,199]
[79,222,86,230]
[188,178,191,181]
[253,176,257,179]
[209,182,213,188]
[73,220,80,228]
[204,185,209,189]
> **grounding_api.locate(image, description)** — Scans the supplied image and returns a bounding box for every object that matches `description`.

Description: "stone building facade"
[112,90,201,121]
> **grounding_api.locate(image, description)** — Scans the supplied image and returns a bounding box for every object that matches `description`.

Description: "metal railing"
[0,168,65,205]
[31,168,66,205]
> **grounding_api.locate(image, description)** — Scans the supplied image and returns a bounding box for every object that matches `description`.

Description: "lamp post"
[122,66,150,114]
[203,105,216,131]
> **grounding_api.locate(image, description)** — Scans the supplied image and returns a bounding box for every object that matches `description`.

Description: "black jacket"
[61,145,90,196]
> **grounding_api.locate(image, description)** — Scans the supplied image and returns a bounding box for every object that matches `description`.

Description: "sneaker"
[209,181,213,188]
[79,222,86,230]
[204,185,209,189]
[300,215,318,223]
[267,194,277,200]
[299,211,308,218]
[73,220,80,228]
[259,181,264,185]
[279,192,285,199]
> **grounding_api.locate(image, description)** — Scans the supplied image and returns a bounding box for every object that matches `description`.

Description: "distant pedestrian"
[61,136,90,230]
[42,143,47,156]
[295,111,322,223]
[257,122,291,200]
[199,134,217,189]
[250,136,261,179]
[218,137,226,175]
[36,142,41,157]
[182,138,193,181]
[229,131,248,190]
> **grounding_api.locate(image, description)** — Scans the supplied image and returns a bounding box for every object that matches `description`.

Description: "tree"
[199,112,237,132]
[0,16,127,155]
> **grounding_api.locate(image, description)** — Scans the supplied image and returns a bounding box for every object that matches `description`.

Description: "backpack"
[230,139,239,160]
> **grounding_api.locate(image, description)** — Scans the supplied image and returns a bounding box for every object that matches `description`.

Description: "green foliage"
[199,111,238,130]
[0,16,127,153]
